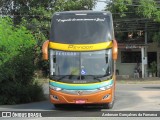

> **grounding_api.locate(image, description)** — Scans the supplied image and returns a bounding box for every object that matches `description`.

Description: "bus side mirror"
[42,40,49,60]
[112,39,118,60]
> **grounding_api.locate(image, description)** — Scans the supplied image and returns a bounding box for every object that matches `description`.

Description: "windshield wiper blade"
[95,75,112,80]
[50,75,75,81]
[57,75,71,81]
[94,77,102,82]
[85,75,102,82]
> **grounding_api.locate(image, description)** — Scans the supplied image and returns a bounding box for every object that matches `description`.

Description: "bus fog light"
[103,94,110,99]
[52,95,59,100]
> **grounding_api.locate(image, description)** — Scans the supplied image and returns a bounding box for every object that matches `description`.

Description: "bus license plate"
[75,100,86,104]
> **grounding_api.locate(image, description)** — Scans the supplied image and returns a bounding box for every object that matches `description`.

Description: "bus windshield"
[50,50,112,82]
[50,14,114,44]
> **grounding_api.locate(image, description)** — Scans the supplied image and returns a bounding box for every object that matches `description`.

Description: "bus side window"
[53,55,56,63]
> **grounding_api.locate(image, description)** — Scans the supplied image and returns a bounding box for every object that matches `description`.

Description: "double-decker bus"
[42,11,118,109]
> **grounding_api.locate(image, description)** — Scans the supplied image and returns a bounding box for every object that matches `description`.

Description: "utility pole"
[144,23,148,78]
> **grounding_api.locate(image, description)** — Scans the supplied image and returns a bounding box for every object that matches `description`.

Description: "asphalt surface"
[0,84,160,119]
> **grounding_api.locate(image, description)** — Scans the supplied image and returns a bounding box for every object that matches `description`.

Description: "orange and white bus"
[42,11,118,109]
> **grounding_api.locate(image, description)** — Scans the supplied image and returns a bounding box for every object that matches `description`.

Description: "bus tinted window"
[50,14,113,44]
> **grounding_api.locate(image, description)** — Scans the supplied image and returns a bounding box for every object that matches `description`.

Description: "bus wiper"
[94,75,112,80]
[86,75,102,82]
[57,75,73,81]
[94,77,102,82]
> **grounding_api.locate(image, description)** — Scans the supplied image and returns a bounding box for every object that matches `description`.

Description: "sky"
[93,1,107,11]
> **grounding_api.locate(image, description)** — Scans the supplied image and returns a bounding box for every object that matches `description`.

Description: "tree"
[106,0,160,21]
[54,0,96,11]
[105,0,160,43]
[0,17,44,104]
[137,0,160,22]
[0,0,97,75]
[0,0,97,37]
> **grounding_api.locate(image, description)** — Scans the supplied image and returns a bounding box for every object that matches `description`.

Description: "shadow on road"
[0,84,147,116]
[143,87,160,89]
[53,104,103,111]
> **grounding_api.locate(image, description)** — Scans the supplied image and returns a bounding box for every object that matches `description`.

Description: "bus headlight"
[99,84,113,91]
[49,85,62,91]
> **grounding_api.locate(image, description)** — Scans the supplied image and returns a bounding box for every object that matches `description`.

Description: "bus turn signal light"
[112,40,118,60]
[42,40,49,60]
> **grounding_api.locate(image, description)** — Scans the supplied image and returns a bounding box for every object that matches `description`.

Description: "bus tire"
[103,93,115,109]
[54,104,63,108]
[103,100,114,109]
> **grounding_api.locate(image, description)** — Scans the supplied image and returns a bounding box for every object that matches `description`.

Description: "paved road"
[0,84,160,119]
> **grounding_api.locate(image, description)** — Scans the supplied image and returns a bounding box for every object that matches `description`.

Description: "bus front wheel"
[103,93,115,109]
[54,104,63,109]
[103,100,114,109]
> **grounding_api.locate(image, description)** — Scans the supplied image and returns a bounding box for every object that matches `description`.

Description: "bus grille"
[61,89,101,95]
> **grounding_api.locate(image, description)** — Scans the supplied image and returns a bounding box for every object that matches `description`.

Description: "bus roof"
[53,10,111,16]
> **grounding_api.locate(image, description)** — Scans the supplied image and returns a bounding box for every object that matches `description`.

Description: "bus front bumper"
[49,88,114,104]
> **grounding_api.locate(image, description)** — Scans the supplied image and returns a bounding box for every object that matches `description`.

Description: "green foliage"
[150,61,157,73]
[107,0,160,21]
[137,0,158,21]
[54,0,97,11]
[0,0,97,77]
[0,17,44,104]
[20,18,48,73]
[108,0,132,17]
[153,31,160,42]
[0,82,44,105]
[1,0,97,38]
[106,0,160,43]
